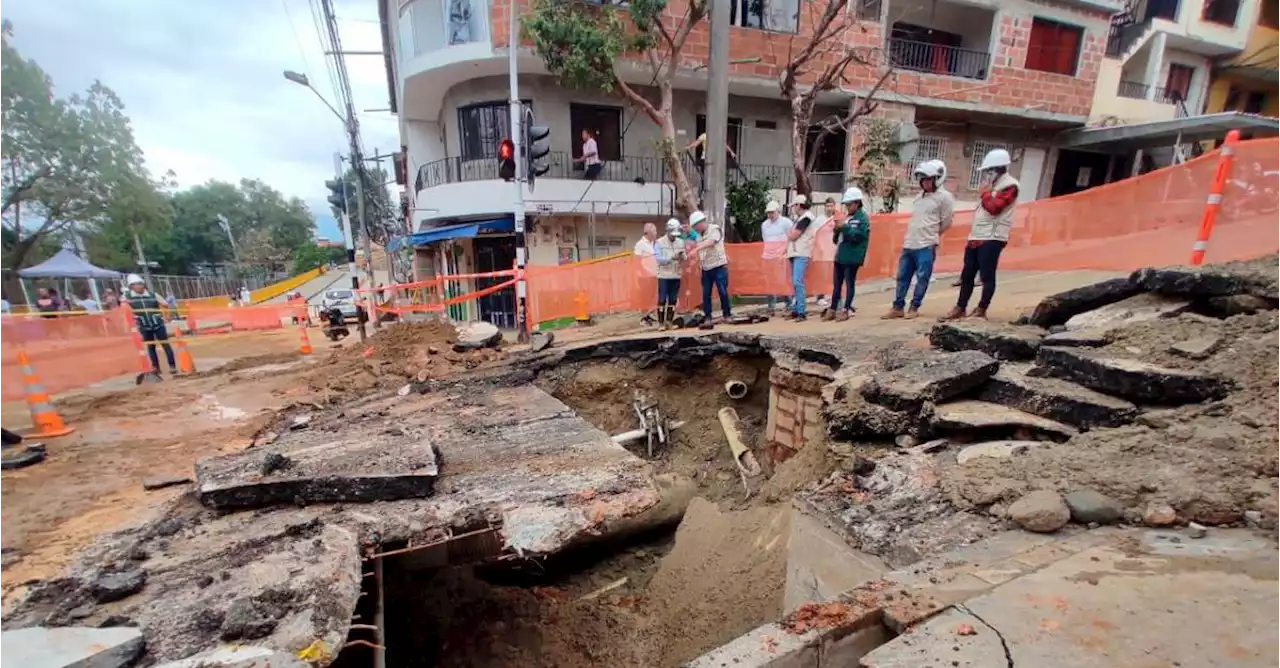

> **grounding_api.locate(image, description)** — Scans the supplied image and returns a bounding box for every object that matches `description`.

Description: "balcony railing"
[1117,80,1151,99]
[885,38,990,81]
[398,0,489,60]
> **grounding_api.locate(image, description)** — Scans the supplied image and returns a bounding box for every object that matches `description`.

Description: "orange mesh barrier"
[1,311,138,402]
[185,305,294,334]
[525,138,1278,324]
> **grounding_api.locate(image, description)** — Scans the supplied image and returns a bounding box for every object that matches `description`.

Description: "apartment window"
[755,119,778,130]
[695,115,743,165]
[570,103,623,165]
[968,141,1007,189]
[854,0,882,21]
[457,100,530,161]
[1025,18,1083,76]
[1162,64,1194,104]
[1261,0,1279,27]
[916,136,948,164]
[730,0,799,32]
[1202,0,1240,25]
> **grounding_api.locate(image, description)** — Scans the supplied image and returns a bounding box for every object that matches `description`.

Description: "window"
[755,119,778,130]
[570,103,623,166]
[916,136,948,164]
[695,115,743,165]
[457,100,530,162]
[1202,0,1240,25]
[1244,91,1268,114]
[1025,18,1083,76]
[1261,0,1279,27]
[730,0,798,32]
[854,0,882,21]
[968,141,1007,189]
[1162,64,1194,104]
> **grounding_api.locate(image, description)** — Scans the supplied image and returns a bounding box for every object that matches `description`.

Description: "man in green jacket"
[827,186,870,322]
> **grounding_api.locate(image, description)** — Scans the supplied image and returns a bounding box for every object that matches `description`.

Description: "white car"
[321,289,360,323]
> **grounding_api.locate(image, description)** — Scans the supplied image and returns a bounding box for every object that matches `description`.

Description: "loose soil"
[943,310,1280,526]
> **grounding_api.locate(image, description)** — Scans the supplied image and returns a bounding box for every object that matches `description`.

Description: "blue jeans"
[701,265,731,320]
[832,263,860,311]
[789,257,810,315]
[657,278,681,306]
[892,246,937,311]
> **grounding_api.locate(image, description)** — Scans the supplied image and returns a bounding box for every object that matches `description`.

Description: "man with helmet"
[826,186,871,321]
[942,148,1019,320]
[883,159,955,319]
[690,210,732,330]
[653,218,688,330]
[124,273,178,379]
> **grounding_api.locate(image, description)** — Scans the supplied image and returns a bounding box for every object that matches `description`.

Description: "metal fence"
[886,38,991,81]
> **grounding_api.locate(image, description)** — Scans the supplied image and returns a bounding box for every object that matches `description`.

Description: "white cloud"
[3,0,400,240]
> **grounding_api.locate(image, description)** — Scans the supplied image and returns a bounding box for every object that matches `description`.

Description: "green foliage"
[332,166,396,245]
[853,118,903,214]
[521,0,632,91]
[290,243,331,276]
[726,179,771,242]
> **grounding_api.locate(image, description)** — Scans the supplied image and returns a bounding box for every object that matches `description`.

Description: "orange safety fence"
[525,137,1279,324]
[366,270,519,316]
[1,310,138,402]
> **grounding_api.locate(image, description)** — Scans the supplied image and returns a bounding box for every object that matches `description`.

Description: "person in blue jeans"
[883,159,956,320]
[784,195,817,321]
[690,210,732,330]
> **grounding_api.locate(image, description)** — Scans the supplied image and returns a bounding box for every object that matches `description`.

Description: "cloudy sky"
[3,0,399,241]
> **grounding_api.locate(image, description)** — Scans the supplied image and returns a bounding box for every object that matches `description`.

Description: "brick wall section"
[766,366,827,460]
[491,0,1108,119]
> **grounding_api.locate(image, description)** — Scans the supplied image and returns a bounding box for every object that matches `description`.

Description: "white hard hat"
[764,200,780,213]
[665,218,681,234]
[913,159,947,181]
[979,148,1012,171]
[689,210,706,225]
[841,187,864,204]
[792,194,809,206]
[126,273,144,286]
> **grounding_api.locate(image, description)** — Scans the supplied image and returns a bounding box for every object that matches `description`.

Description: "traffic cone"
[172,327,197,374]
[298,322,313,355]
[121,304,154,374]
[15,350,74,438]
[574,291,590,323]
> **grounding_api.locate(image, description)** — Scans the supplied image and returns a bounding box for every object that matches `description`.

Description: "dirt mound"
[943,310,1279,527]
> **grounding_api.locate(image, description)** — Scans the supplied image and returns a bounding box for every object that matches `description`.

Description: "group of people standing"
[631,147,1020,328]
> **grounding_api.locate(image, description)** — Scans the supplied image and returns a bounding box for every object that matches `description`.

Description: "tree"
[726,179,771,242]
[522,0,706,215]
[777,1,895,196]
[290,242,331,275]
[1,23,148,270]
[331,166,396,246]
[166,179,317,275]
[86,172,177,273]
[852,118,903,213]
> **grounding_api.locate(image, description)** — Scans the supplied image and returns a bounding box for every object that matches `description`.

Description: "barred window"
[916,135,947,163]
[969,140,1007,189]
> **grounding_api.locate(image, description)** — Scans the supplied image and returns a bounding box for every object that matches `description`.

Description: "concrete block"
[785,502,888,612]
[932,400,1077,440]
[1,626,144,668]
[929,321,1045,361]
[861,351,999,412]
[1063,292,1190,332]
[153,645,308,668]
[1035,347,1233,404]
[979,363,1138,429]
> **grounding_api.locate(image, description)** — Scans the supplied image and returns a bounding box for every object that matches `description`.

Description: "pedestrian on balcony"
[690,210,732,330]
[784,194,818,321]
[574,128,603,181]
[941,149,1018,321]
[882,159,954,320]
[759,200,793,314]
[827,187,870,322]
[653,219,687,331]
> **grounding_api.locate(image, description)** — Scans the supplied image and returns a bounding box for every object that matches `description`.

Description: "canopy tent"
[17,249,122,279]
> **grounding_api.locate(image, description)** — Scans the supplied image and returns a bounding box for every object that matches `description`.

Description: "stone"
[928,321,1045,361]
[1143,503,1178,527]
[1200,293,1277,317]
[91,569,146,603]
[894,434,918,448]
[1007,490,1070,533]
[1041,329,1110,348]
[1063,292,1191,332]
[1187,522,1208,539]
[289,414,312,430]
[1131,264,1273,299]
[979,363,1138,430]
[1023,277,1142,328]
[956,440,1042,465]
[1035,347,1232,404]
[219,598,277,641]
[1168,335,1224,360]
[1,626,144,668]
[453,321,502,351]
[152,646,309,668]
[861,351,999,412]
[529,331,555,353]
[1062,489,1122,525]
[141,475,192,491]
[932,401,1077,441]
[1243,510,1262,527]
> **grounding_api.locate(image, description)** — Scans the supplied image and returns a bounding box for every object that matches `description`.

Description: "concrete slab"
[862,529,1280,668]
[1063,292,1191,332]
[1022,277,1142,328]
[932,400,1078,440]
[1036,347,1232,404]
[979,363,1137,429]
[153,645,308,668]
[861,351,999,412]
[1,626,144,668]
[928,321,1045,361]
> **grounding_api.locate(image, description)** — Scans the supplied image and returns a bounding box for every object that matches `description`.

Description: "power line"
[278,0,314,75]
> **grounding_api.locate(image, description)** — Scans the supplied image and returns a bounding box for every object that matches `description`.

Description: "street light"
[282,70,346,125]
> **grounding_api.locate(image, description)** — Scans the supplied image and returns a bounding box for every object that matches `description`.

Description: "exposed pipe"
[724,379,749,400]
[611,421,686,445]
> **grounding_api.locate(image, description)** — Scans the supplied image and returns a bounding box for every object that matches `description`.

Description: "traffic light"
[325,178,346,213]
[524,108,551,190]
[498,138,516,181]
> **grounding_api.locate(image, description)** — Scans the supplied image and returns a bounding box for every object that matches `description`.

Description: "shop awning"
[387,216,514,251]
[1055,112,1279,151]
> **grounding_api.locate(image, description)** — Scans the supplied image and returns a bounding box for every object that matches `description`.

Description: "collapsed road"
[2,255,1277,668]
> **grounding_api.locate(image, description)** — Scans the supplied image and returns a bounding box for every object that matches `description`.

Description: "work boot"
[881,308,904,320]
[904,307,920,320]
[656,307,667,330]
[821,308,835,321]
[968,307,988,319]
[698,320,715,330]
[666,306,678,329]
[835,309,850,322]
[938,307,966,322]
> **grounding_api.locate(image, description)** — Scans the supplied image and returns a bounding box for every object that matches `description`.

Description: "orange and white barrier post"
[172,327,197,374]
[1191,129,1239,266]
[15,349,74,438]
[298,321,314,355]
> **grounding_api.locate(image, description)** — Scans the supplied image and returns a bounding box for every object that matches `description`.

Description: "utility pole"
[508,9,529,342]
[705,0,731,225]
[336,153,366,343]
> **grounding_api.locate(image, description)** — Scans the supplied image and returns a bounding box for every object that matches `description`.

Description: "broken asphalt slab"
[1020,277,1142,328]
[928,321,1045,361]
[1,626,144,668]
[860,351,999,412]
[1131,263,1278,299]
[979,363,1138,430]
[1063,292,1191,332]
[931,400,1078,440]
[1041,328,1110,348]
[1035,346,1233,404]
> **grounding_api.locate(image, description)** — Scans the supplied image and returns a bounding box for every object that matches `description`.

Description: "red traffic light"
[498,138,514,160]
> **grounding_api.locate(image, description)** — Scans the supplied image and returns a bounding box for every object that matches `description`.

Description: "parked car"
[321,289,360,323]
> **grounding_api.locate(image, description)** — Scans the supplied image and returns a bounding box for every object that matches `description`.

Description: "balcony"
[1117,79,1151,98]
[397,0,489,60]
[886,39,992,80]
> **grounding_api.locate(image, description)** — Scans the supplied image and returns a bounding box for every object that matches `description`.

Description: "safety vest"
[786,212,818,259]
[970,172,1020,242]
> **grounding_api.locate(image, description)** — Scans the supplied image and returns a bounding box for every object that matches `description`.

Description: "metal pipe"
[611,421,686,445]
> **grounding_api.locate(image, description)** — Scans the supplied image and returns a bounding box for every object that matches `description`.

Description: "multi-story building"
[1204,0,1278,115]
[376,0,1119,325]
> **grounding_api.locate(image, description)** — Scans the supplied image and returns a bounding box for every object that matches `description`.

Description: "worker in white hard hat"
[759,200,793,314]
[689,210,732,329]
[784,194,818,321]
[942,148,1019,321]
[653,218,688,330]
[124,273,178,379]
[883,159,955,320]
[826,187,871,322]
